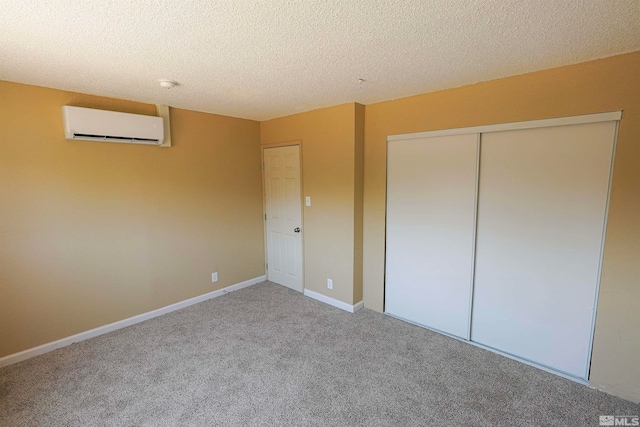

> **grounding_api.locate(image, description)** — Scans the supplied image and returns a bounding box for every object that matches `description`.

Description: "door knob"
[294,227,301,233]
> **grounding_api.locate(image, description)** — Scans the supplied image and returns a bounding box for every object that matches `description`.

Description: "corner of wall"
[353,103,365,304]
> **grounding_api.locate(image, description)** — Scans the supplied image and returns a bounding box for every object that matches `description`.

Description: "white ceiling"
[1,1,639,121]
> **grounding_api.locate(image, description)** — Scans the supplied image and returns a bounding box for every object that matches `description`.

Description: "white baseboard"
[303,289,364,313]
[590,382,640,404]
[0,275,266,369]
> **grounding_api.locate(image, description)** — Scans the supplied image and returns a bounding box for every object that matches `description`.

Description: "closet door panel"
[386,134,478,339]
[471,122,616,378]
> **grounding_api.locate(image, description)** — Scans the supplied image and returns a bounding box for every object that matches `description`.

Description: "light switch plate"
[305,196,311,206]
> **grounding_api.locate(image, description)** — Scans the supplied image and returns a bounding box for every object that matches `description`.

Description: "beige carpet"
[0,281,638,426]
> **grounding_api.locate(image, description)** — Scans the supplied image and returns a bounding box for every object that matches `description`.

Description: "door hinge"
[264,214,267,220]
[262,161,265,170]
[266,262,268,270]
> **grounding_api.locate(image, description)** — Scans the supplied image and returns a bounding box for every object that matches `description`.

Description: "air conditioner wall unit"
[62,106,164,146]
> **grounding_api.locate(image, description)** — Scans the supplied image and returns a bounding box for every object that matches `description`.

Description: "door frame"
[261,140,305,291]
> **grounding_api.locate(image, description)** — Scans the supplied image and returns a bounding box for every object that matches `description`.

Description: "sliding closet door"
[471,122,616,379]
[386,134,478,339]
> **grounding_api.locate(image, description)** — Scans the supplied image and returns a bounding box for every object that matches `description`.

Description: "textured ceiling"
[1,1,639,120]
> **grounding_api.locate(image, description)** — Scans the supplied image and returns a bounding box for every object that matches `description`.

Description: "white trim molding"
[590,383,640,405]
[304,289,364,313]
[0,275,266,368]
[387,111,623,142]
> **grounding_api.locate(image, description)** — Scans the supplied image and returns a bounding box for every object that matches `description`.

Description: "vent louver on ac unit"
[62,106,165,146]
[70,133,161,144]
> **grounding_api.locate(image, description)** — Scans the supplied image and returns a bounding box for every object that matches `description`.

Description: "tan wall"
[353,103,364,303]
[260,103,362,305]
[0,80,265,358]
[363,51,640,402]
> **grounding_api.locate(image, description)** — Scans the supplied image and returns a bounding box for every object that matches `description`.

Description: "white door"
[264,146,303,292]
[471,122,616,379]
[385,133,479,339]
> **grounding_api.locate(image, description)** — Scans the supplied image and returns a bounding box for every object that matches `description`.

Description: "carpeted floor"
[0,281,637,426]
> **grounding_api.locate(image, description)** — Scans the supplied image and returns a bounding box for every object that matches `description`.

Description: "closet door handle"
[294,227,301,233]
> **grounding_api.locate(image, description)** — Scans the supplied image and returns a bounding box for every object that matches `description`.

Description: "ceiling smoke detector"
[158,79,178,89]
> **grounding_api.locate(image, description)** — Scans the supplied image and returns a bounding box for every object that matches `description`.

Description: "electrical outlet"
[211,272,218,283]
[327,278,333,290]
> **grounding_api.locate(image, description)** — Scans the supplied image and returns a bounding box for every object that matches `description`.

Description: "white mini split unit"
[62,106,170,147]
